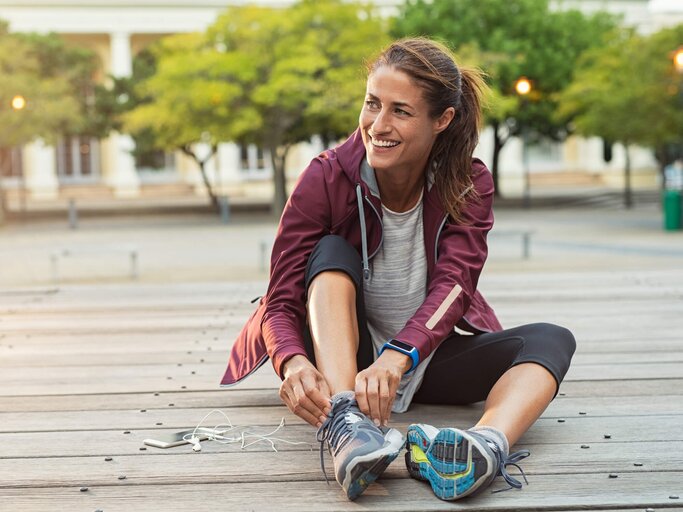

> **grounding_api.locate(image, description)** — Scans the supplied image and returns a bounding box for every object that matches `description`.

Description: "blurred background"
[0,0,681,287]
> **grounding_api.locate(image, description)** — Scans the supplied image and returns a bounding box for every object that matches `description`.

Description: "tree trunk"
[197,160,220,213]
[624,144,633,209]
[654,145,671,191]
[270,144,290,217]
[181,146,219,213]
[491,122,504,198]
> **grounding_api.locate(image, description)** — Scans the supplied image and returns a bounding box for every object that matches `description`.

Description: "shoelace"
[491,447,531,493]
[316,396,356,484]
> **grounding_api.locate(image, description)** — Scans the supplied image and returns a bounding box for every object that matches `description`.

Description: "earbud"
[189,437,202,452]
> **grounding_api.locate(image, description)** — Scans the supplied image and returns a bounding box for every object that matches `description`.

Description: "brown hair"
[367,37,488,222]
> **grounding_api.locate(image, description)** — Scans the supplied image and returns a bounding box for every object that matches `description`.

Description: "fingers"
[354,376,370,418]
[279,367,332,428]
[379,378,392,427]
[366,376,382,427]
[279,384,321,427]
[355,370,397,427]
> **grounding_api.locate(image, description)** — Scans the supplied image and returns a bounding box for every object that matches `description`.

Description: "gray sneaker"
[317,393,405,500]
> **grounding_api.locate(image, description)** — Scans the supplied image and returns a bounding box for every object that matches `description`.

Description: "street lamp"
[515,77,532,208]
[674,46,683,74]
[11,95,26,111]
[515,77,531,96]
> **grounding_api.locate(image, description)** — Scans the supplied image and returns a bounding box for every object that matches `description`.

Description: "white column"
[23,139,58,200]
[105,31,140,197]
[499,136,526,197]
[216,142,241,193]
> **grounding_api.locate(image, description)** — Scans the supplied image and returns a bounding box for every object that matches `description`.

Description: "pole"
[522,127,531,209]
[68,199,78,230]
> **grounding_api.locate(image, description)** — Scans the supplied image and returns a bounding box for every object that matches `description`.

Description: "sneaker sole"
[342,428,404,501]
[406,425,495,500]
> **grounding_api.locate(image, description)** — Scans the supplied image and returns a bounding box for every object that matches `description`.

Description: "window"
[239,144,269,173]
[0,147,22,179]
[56,137,100,181]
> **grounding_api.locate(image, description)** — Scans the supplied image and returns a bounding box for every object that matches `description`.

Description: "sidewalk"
[0,198,680,288]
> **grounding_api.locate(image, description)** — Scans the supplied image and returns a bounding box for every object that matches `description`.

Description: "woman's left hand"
[355,350,411,427]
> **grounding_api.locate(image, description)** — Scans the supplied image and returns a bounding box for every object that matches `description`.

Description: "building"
[0,0,681,206]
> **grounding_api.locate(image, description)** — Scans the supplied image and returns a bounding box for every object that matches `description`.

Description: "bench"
[50,246,139,283]
[490,229,535,259]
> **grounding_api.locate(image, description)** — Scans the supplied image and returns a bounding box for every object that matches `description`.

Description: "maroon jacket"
[220,129,503,387]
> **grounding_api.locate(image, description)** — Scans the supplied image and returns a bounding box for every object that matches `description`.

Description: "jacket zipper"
[364,195,384,259]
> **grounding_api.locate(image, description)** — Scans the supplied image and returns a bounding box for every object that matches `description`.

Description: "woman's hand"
[355,350,411,427]
[279,355,332,428]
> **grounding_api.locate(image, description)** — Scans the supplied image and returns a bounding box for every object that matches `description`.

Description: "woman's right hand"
[279,355,332,428]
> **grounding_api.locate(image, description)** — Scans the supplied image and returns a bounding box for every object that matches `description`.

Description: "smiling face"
[359,66,453,179]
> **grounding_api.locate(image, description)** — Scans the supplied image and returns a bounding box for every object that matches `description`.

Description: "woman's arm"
[393,161,495,363]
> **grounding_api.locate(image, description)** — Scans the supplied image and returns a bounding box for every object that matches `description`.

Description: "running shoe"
[317,393,405,500]
[405,423,530,500]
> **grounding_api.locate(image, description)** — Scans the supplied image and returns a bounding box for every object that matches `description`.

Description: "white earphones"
[181,409,310,454]
[189,436,202,452]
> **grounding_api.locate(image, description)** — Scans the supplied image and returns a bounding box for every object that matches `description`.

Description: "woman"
[220,37,575,501]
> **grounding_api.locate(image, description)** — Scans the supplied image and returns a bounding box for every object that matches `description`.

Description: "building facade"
[0,0,681,203]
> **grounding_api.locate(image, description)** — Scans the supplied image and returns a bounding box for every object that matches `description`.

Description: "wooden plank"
[0,363,278,396]
[0,390,283,413]
[565,363,683,381]
[0,441,680,489]
[0,384,679,413]
[570,352,683,364]
[2,299,678,330]
[3,337,682,370]
[4,348,683,368]
[0,402,681,441]
[558,379,683,398]
[2,412,681,458]
[3,359,682,397]
[1,473,681,511]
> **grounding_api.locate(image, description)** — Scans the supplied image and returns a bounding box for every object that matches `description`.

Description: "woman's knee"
[545,323,576,358]
[306,235,363,291]
[522,323,576,356]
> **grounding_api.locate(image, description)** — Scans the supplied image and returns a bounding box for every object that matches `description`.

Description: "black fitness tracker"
[380,339,419,373]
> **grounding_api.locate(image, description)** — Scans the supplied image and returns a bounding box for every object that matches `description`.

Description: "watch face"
[390,339,414,352]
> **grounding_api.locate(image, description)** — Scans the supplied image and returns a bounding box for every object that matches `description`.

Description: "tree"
[0,23,85,149]
[125,0,388,215]
[93,48,164,169]
[557,24,683,208]
[0,21,98,221]
[392,0,616,195]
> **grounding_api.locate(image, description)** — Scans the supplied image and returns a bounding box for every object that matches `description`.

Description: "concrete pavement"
[0,200,680,288]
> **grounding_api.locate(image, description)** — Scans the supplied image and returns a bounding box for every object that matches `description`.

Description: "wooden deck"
[1,270,682,511]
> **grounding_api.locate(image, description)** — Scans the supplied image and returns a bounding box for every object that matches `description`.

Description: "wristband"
[380,339,419,374]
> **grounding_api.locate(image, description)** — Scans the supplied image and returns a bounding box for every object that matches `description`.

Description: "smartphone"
[143,428,224,449]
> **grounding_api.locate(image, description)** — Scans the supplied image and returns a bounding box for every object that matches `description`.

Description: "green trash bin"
[663,189,682,231]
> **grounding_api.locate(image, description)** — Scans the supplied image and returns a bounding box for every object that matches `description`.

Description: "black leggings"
[303,235,576,405]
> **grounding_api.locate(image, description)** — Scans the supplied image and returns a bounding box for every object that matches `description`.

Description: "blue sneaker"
[405,424,530,500]
[317,393,405,500]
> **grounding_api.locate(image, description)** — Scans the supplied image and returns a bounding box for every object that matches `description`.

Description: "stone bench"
[50,246,139,283]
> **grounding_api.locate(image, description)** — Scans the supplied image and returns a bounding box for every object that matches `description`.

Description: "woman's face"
[359,66,453,178]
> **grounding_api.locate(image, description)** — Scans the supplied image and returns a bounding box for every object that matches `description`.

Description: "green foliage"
[393,0,616,139]
[558,24,683,153]
[124,0,388,212]
[93,48,163,167]
[15,30,103,138]
[0,26,92,147]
